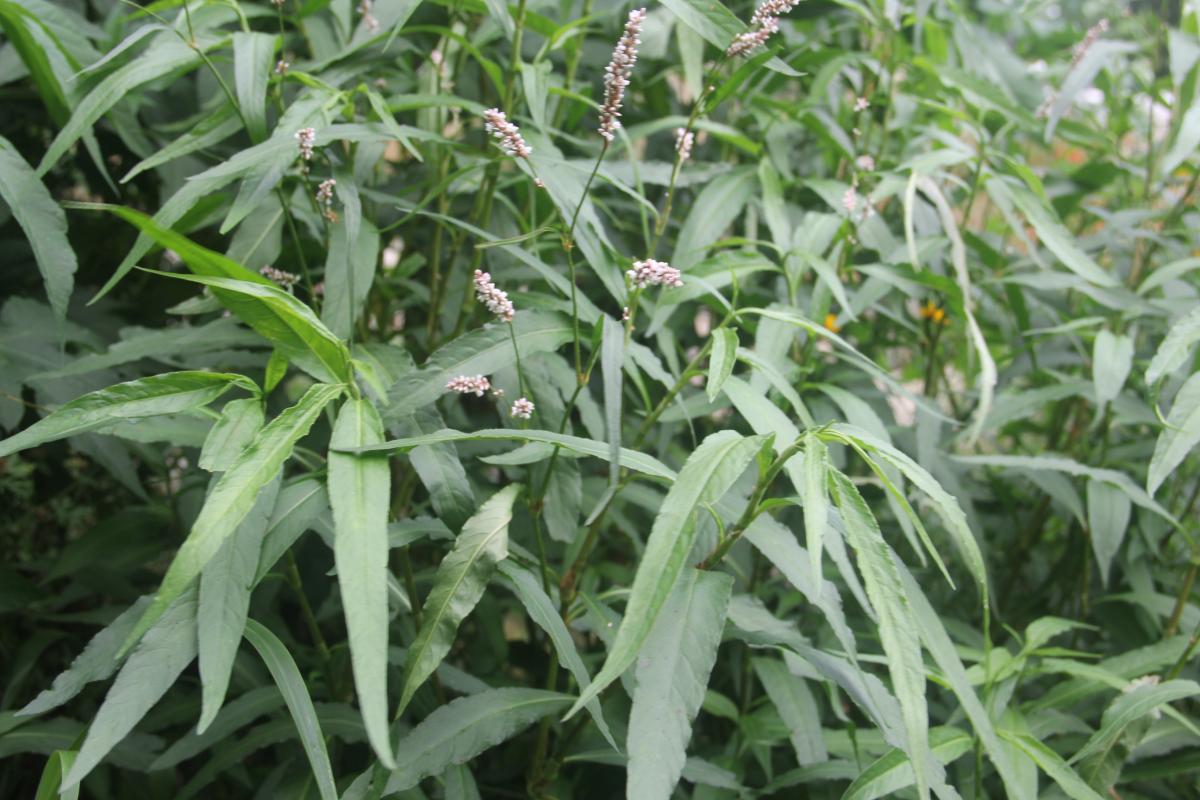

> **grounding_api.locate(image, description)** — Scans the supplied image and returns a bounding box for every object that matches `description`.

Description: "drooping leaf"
[601,315,624,485]
[61,589,199,792]
[18,597,150,717]
[397,484,522,715]
[124,383,343,653]
[1092,330,1134,410]
[34,748,78,800]
[628,569,733,799]
[328,396,395,768]
[1147,307,1200,386]
[0,371,255,459]
[384,689,572,793]
[242,619,338,800]
[0,134,76,321]
[829,469,931,800]
[352,427,676,480]
[197,475,280,733]
[567,431,767,719]
[753,657,827,766]
[498,561,615,748]
[1001,731,1106,800]
[843,727,973,800]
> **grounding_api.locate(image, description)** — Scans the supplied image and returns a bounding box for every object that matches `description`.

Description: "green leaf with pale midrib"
[397,484,521,716]
[122,383,343,655]
[385,688,572,793]
[566,431,767,719]
[242,619,338,800]
[349,427,676,480]
[0,371,254,459]
[628,570,733,800]
[328,397,395,768]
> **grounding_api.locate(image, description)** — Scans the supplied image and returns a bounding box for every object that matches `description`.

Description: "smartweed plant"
[2,0,1200,797]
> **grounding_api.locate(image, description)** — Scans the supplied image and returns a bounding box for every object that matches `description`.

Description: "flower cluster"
[627,259,683,289]
[474,269,515,322]
[484,108,531,159]
[1071,18,1109,68]
[727,0,798,57]
[295,127,316,161]
[260,265,299,288]
[510,397,535,419]
[275,59,289,75]
[598,8,646,142]
[316,178,336,205]
[854,96,870,112]
[675,128,695,163]
[446,375,491,396]
[358,0,378,31]
[918,299,947,325]
[855,154,875,171]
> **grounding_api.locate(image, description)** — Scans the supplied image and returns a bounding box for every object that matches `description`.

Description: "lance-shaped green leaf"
[1086,479,1131,587]
[242,619,338,800]
[351,427,675,480]
[384,312,573,419]
[18,597,151,717]
[0,371,255,459]
[34,748,78,800]
[1149,372,1200,495]
[0,135,76,321]
[1001,731,1105,800]
[328,397,395,768]
[829,469,931,800]
[753,658,827,767]
[843,727,973,800]
[498,561,615,749]
[706,328,738,402]
[601,315,625,485]
[199,398,265,472]
[385,689,572,793]
[1070,679,1200,767]
[197,475,280,733]
[232,32,274,142]
[802,432,829,586]
[567,431,767,719]
[80,205,351,383]
[141,270,351,384]
[628,569,733,800]
[61,588,198,792]
[1147,307,1200,385]
[396,484,522,715]
[124,383,342,653]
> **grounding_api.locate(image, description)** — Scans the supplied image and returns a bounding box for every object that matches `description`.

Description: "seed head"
[446,375,491,397]
[598,8,647,142]
[316,178,336,206]
[484,108,532,159]
[627,259,683,289]
[474,269,515,322]
[510,397,535,419]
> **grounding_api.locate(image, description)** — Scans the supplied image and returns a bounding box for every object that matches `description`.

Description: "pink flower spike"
[484,108,531,159]
[446,375,492,397]
[598,8,647,142]
[473,269,515,322]
[627,259,683,289]
[510,397,535,419]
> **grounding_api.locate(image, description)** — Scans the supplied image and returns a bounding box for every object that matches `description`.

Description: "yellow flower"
[919,299,947,325]
[823,313,841,334]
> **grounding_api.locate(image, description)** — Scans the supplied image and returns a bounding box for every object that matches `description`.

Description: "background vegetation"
[2,0,1200,797]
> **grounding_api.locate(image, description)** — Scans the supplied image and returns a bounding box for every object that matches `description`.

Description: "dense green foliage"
[3,0,1200,797]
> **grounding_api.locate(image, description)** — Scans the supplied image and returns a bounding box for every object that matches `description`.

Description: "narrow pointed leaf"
[242,619,338,800]
[61,589,198,792]
[385,689,572,793]
[601,315,624,484]
[802,432,829,586]
[567,431,766,719]
[397,484,522,715]
[197,475,280,732]
[0,134,76,320]
[830,469,931,800]
[124,383,342,653]
[628,569,733,800]
[753,658,827,766]
[329,397,395,768]
[706,328,738,402]
[1149,372,1200,495]
[0,371,254,459]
